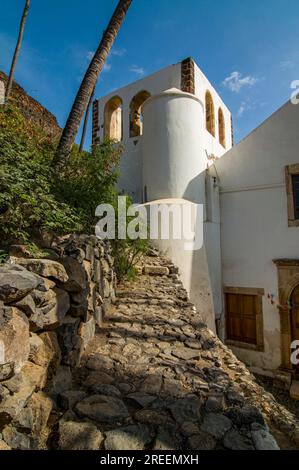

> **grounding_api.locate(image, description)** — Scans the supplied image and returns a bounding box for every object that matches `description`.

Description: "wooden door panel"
[242,317,257,344]
[226,294,239,314]
[226,293,257,345]
[242,295,256,314]
[228,315,242,341]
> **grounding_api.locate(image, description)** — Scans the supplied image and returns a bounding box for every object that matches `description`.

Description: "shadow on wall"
[185,169,222,335]
[186,170,217,332]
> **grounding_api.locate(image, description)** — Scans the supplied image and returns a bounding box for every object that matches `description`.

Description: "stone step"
[143,264,180,275]
[290,380,299,400]
[115,290,149,298]
[146,248,159,257]
[114,299,194,313]
[143,266,170,276]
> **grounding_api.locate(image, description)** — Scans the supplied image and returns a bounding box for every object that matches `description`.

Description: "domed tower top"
[92,58,232,202]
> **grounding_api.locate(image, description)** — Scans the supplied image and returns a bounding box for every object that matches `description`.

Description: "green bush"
[0,105,82,245]
[0,105,146,279]
[111,196,148,280]
[112,237,148,280]
[55,141,122,234]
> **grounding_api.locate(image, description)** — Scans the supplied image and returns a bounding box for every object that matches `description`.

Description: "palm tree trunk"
[5,0,31,102]
[79,85,95,153]
[53,0,133,171]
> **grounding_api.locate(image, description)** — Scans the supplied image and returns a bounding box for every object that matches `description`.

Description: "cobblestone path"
[52,251,299,450]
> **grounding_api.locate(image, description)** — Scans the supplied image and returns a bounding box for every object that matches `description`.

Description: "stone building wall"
[181,57,195,94]
[0,235,116,449]
[0,71,61,138]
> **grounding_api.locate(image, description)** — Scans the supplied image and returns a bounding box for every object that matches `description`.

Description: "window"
[205,91,215,137]
[218,108,226,148]
[285,164,299,227]
[224,287,264,350]
[104,96,123,141]
[129,91,151,138]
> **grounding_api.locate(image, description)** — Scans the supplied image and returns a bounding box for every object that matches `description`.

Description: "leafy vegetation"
[55,142,121,233]
[112,237,148,280]
[0,105,82,244]
[111,197,148,280]
[0,104,146,278]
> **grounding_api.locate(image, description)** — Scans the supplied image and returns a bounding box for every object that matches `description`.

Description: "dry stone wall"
[0,71,61,138]
[0,235,116,449]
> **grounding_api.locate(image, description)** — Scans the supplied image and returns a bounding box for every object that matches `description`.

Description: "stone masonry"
[0,235,116,450]
[0,71,61,138]
[181,57,195,95]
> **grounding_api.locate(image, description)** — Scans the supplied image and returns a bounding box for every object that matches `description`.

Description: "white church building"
[92,58,299,386]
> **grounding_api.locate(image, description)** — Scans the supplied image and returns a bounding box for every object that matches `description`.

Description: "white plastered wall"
[194,63,233,159]
[215,100,299,371]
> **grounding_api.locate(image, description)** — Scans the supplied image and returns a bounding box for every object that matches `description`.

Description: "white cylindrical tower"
[142,88,206,204]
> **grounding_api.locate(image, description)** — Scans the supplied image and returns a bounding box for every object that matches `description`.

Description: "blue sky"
[1,0,299,149]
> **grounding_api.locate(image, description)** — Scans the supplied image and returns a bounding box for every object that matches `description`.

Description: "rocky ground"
[255,375,299,421]
[46,250,299,451]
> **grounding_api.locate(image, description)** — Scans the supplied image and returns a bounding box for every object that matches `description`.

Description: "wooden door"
[226,293,257,345]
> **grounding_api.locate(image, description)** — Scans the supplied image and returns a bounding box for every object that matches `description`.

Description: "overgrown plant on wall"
[111,196,148,279]
[0,105,81,245]
[55,140,122,232]
[0,104,146,278]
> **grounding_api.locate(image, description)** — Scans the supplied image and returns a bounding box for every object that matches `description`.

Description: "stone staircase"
[47,249,299,450]
[290,381,299,400]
